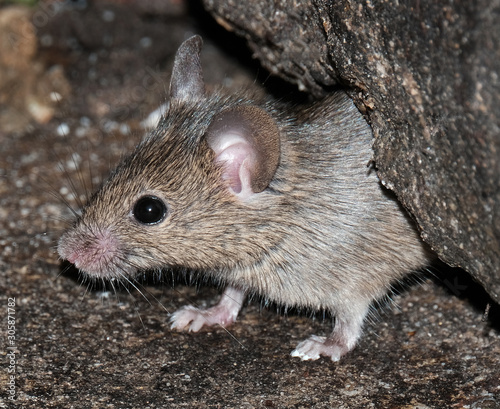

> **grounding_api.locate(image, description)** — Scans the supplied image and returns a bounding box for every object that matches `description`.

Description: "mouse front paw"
[291,335,351,362]
[169,286,245,332]
[169,303,238,332]
[169,305,210,332]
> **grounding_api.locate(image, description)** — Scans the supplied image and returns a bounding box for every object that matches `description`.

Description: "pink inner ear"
[212,133,255,200]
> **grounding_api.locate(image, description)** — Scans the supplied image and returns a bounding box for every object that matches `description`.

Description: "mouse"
[57,35,433,361]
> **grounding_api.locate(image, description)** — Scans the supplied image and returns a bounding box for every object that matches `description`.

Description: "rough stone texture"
[1,1,499,408]
[202,0,500,304]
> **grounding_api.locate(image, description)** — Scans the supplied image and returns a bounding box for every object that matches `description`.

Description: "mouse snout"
[58,227,121,277]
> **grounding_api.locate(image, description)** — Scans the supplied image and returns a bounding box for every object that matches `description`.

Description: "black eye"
[133,196,167,225]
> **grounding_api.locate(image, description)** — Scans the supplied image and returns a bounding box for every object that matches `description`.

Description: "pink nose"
[58,228,120,277]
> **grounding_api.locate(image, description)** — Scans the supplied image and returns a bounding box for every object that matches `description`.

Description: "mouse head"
[58,35,286,280]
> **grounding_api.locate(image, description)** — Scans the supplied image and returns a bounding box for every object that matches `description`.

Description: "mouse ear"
[206,105,281,200]
[169,35,205,102]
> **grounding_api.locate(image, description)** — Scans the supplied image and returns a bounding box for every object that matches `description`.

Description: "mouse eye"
[133,196,167,225]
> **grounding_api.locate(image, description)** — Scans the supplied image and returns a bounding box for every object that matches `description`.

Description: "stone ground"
[0,1,499,408]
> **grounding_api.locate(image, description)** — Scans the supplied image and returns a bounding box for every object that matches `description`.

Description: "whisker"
[51,147,85,211]
[56,262,74,279]
[37,174,80,219]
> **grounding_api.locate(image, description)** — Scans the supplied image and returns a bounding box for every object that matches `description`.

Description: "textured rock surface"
[1,1,499,408]
[203,0,500,304]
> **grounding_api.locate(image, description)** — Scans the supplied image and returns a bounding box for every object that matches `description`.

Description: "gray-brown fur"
[58,36,432,360]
